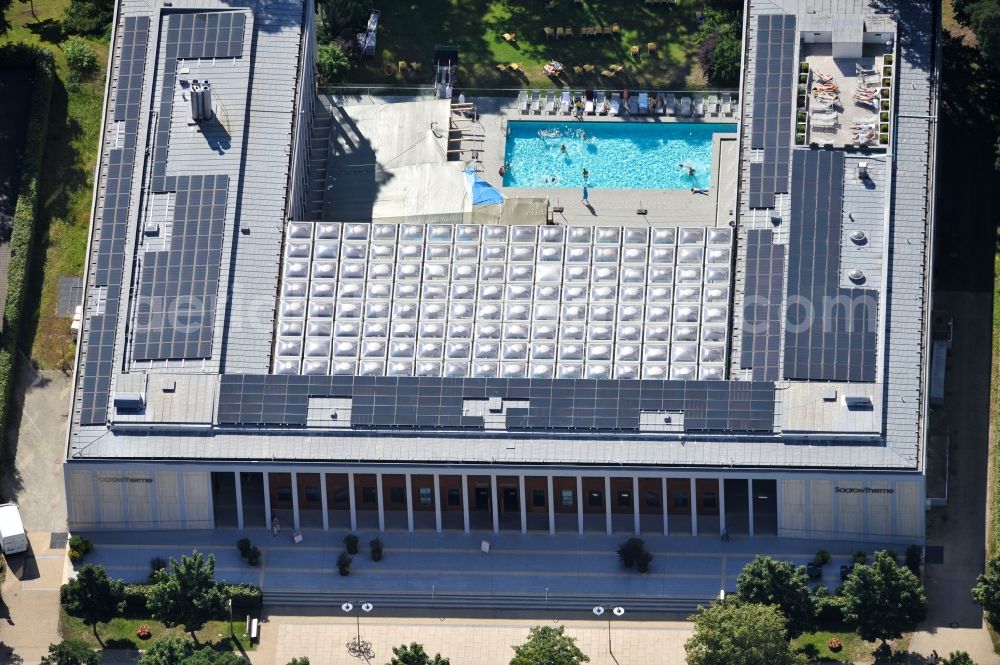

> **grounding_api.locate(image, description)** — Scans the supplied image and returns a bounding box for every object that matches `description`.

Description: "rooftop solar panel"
[740,230,785,380]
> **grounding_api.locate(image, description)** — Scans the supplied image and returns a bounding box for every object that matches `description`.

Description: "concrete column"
[633,476,641,535]
[577,476,584,534]
[519,475,527,534]
[491,474,500,534]
[376,473,385,532]
[461,474,470,533]
[234,471,244,530]
[662,477,669,536]
[433,473,442,533]
[748,479,755,537]
[690,477,699,536]
[405,474,414,532]
[604,476,612,536]
[320,472,329,531]
[547,475,555,535]
[719,478,726,535]
[263,471,272,530]
[347,473,357,532]
[291,471,300,531]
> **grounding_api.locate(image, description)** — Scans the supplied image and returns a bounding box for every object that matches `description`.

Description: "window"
[418,487,432,505]
[702,492,717,509]
[588,490,603,507]
[277,485,292,503]
[362,487,377,504]
[532,489,546,508]
[672,491,689,508]
[644,491,661,508]
[390,487,405,504]
[617,491,632,508]
[447,488,461,506]
[331,488,349,504]
[304,486,321,504]
[561,489,575,507]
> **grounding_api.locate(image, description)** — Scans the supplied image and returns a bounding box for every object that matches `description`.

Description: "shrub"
[852,550,867,564]
[827,636,842,652]
[694,9,742,87]
[795,133,806,144]
[237,538,252,558]
[62,37,97,83]
[880,133,889,144]
[636,550,653,574]
[811,585,845,626]
[884,54,893,64]
[814,550,831,566]
[123,582,261,616]
[617,538,646,568]
[337,552,352,576]
[69,535,93,561]
[344,534,359,554]
[316,43,351,85]
[800,61,809,72]
[136,624,152,639]
[370,538,383,562]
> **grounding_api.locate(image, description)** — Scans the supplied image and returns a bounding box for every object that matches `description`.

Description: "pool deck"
[473,96,738,228]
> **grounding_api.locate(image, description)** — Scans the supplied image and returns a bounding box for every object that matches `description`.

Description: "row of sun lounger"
[517,90,736,118]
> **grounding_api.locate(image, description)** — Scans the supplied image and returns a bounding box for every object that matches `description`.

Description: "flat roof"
[68,0,937,471]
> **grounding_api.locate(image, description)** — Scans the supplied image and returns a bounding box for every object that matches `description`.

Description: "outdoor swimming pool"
[501,121,736,190]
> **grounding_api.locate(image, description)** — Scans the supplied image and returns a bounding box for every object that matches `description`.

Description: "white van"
[0,503,27,555]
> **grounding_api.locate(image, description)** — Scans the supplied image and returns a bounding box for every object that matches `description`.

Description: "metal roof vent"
[850,230,867,244]
[848,269,866,283]
[190,80,214,123]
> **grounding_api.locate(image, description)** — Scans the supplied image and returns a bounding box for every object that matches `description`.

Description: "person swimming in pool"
[582,168,589,181]
[560,144,567,153]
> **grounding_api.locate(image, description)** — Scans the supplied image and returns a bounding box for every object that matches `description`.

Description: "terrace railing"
[317,84,740,101]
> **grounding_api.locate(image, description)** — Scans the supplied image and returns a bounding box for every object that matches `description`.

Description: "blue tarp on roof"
[465,168,504,206]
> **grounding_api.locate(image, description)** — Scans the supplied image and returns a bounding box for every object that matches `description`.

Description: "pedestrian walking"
[582,185,589,203]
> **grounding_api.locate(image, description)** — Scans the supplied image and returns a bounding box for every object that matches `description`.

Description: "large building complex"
[64,0,938,547]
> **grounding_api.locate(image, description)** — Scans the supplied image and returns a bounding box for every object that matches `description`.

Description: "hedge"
[122,583,262,617]
[0,45,55,453]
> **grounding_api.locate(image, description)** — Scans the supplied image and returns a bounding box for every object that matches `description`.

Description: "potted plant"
[814,549,831,566]
[879,133,889,144]
[884,65,892,76]
[617,538,645,569]
[852,550,867,565]
[338,552,353,576]
[636,550,653,574]
[884,54,893,65]
[800,61,809,73]
[237,538,252,558]
[799,72,807,84]
[136,625,152,640]
[827,636,842,652]
[795,133,806,145]
[248,545,261,566]
[881,99,890,111]
[69,535,93,561]
[344,534,360,555]
[370,538,384,562]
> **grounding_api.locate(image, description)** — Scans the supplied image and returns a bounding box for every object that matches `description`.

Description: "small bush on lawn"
[62,37,97,83]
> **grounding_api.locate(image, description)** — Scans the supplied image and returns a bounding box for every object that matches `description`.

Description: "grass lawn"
[792,630,876,663]
[342,0,711,90]
[60,610,255,652]
[1,0,106,370]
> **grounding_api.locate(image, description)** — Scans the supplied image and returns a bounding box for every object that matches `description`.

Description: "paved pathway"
[262,615,692,665]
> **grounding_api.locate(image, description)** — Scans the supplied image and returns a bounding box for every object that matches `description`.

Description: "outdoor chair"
[411,62,421,72]
[383,64,396,76]
[583,64,596,73]
[503,33,516,42]
[603,26,613,36]
[510,63,522,72]
[647,42,657,54]
[630,45,640,57]
[573,65,584,74]
[565,26,574,37]
[556,27,565,38]
[611,23,620,35]
[398,61,408,71]
[600,69,614,77]
[497,64,508,72]
[544,26,555,38]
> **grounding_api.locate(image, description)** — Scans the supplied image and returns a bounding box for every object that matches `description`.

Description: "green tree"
[969,0,1000,68]
[316,43,350,84]
[390,642,450,665]
[694,8,743,87]
[147,550,228,643]
[61,37,98,84]
[972,555,1000,626]
[60,564,126,646]
[286,659,310,665]
[63,0,114,35]
[941,652,977,665]
[180,648,249,665]
[0,0,11,36]
[684,601,798,665]
[510,626,589,665]
[736,555,815,637]
[841,550,928,644]
[40,639,102,665]
[138,636,196,665]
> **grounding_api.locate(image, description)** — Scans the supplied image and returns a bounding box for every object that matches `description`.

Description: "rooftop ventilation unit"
[848,269,866,283]
[850,230,867,244]
[857,161,869,179]
[190,80,214,123]
[113,392,145,411]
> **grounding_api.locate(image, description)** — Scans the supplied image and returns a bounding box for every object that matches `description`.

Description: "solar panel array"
[113,16,149,122]
[167,11,245,60]
[748,14,796,209]
[783,150,878,382]
[133,175,229,360]
[80,17,149,425]
[273,222,734,382]
[739,230,786,380]
[217,374,776,432]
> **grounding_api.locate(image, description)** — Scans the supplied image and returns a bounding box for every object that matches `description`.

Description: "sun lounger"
[814,71,835,83]
[856,63,878,76]
[811,97,838,111]
[531,90,542,113]
[610,92,621,115]
[545,91,555,114]
[638,92,649,114]
[665,93,676,116]
[561,90,571,114]
[595,91,607,114]
[722,94,733,116]
[628,95,639,115]
[680,96,692,117]
[585,97,594,114]
[694,96,704,116]
[655,93,665,115]
[518,90,529,114]
[707,94,719,116]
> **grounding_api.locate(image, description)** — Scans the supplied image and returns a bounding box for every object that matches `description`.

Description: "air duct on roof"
[189,80,214,123]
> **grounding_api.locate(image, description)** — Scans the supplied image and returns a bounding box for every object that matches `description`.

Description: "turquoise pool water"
[501,121,736,190]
